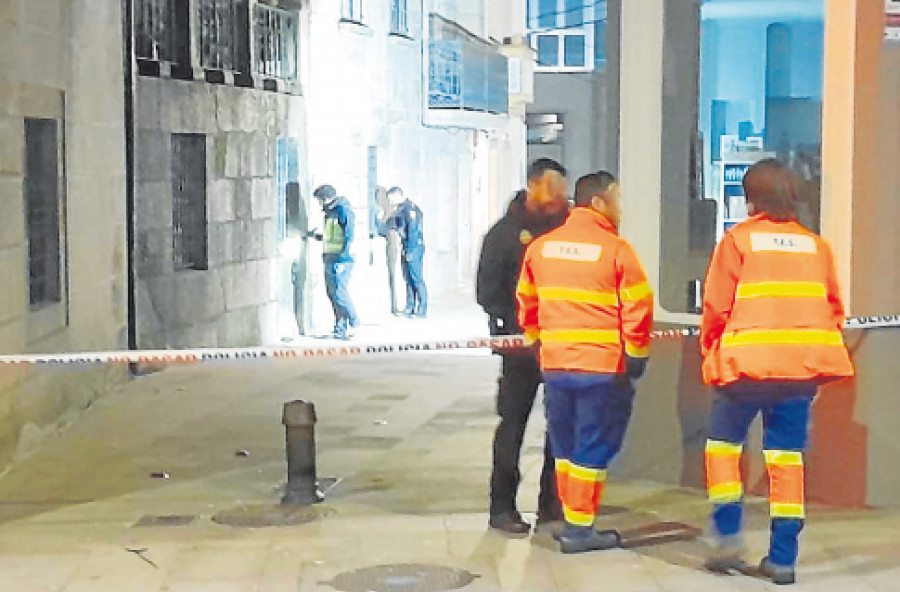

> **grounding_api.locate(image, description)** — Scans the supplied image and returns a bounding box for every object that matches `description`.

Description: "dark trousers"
[490,354,560,518]
[401,247,427,316]
[323,257,357,330]
[708,383,815,567]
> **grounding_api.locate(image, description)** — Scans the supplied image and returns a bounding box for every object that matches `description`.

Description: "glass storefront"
[659,0,825,314]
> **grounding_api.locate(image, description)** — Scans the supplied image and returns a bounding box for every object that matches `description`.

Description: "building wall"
[133,77,307,348]
[528,71,612,183]
[0,0,128,466]
[302,0,526,335]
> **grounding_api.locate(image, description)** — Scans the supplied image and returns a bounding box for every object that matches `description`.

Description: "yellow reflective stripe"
[562,505,595,526]
[517,280,538,297]
[620,281,652,302]
[540,329,620,344]
[722,329,844,348]
[770,502,805,519]
[537,286,618,306]
[625,342,649,358]
[764,450,804,466]
[568,464,608,482]
[556,458,573,473]
[524,329,540,345]
[706,440,743,456]
[709,481,743,503]
[736,281,827,300]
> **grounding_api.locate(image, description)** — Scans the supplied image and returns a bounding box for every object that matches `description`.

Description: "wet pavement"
[0,292,898,591]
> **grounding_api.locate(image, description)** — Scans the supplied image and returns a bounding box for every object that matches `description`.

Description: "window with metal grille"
[342,0,363,22]
[135,0,189,63]
[24,119,62,308]
[198,0,248,71]
[171,134,208,271]
[254,4,298,80]
[391,0,408,35]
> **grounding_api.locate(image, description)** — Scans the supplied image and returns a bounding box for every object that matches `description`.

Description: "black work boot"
[489,511,530,537]
[558,526,621,554]
[759,557,796,585]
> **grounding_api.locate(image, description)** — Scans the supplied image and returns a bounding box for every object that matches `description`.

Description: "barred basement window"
[391,0,408,35]
[24,119,62,308]
[254,4,298,80]
[171,134,208,271]
[135,0,189,63]
[342,0,363,23]
[198,0,244,71]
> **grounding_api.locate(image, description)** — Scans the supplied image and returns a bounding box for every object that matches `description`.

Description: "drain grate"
[134,514,196,527]
[325,564,477,592]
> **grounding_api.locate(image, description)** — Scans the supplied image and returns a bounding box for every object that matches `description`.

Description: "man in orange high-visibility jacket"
[700,159,854,585]
[517,171,653,554]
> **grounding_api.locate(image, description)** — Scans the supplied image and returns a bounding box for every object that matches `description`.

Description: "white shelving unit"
[714,151,775,242]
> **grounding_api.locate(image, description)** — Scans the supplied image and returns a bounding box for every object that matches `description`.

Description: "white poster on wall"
[887,0,900,42]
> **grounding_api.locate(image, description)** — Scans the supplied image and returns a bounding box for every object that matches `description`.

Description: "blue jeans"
[323,257,357,331]
[708,382,815,567]
[401,247,427,316]
[543,372,635,473]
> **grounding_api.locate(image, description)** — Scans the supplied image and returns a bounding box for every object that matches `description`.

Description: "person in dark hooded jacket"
[476,158,570,535]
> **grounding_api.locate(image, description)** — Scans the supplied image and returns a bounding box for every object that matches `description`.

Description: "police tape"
[0,314,898,366]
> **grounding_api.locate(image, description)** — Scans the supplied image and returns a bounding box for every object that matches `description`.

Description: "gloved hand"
[625,355,647,380]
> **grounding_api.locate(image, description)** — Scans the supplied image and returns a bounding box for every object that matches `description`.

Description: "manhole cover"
[325,564,477,592]
[212,504,334,527]
[134,514,196,527]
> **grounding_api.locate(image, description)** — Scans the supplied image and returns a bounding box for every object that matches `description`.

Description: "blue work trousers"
[709,382,815,567]
[543,372,635,475]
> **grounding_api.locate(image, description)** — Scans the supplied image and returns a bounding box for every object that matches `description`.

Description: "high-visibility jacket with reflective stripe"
[517,208,653,373]
[700,214,854,386]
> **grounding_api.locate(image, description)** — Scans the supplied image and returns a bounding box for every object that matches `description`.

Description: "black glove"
[625,355,647,380]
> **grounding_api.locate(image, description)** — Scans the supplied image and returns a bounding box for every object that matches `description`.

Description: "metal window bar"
[199,0,236,71]
[391,0,407,34]
[254,4,298,79]
[24,119,61,307]
[135,0,176,61]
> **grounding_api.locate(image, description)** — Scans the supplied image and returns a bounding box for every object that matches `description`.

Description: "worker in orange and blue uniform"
[516,171,653,553]
[700,159,854,585]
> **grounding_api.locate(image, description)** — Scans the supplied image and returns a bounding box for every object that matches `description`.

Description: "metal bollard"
[281,400,323,505]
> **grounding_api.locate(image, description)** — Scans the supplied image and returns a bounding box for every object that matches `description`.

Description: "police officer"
[387,187,427,318]
[476,158,570,536]
[312,184,358,340]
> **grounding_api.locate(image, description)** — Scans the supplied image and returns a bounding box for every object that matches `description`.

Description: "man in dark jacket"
[312,184,358,340]
[387,187,427,318]
[476,158,570,535]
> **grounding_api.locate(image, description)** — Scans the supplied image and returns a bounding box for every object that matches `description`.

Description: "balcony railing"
[428,13,508,114]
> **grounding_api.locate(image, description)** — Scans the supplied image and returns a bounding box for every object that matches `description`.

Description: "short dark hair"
[386,186,403,197]
[742,158,797,221]
[574,171,616,207]
[527,158,567,182]
[313,184,336,200]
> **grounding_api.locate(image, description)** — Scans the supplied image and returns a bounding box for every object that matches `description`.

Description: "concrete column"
[821,0,883,312]
[618,0,699,323]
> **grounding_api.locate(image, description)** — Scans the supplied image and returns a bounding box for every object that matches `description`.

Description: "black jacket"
[476,191,568,335]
